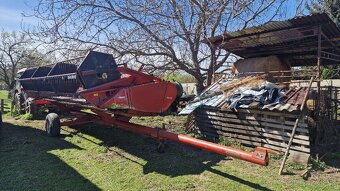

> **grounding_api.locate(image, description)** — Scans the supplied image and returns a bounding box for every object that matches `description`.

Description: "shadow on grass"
[0,122,100,191]
[69,124,272,191]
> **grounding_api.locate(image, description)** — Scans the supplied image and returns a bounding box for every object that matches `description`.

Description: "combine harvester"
[17,51,276,166]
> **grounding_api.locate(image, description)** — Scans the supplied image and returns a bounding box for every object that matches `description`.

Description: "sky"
[0,0,310,32]
[0,0,39,31]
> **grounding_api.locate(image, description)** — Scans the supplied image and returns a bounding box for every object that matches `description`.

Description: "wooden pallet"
[189,106,310,163]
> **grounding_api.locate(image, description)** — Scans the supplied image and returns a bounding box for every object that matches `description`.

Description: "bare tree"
[27,0,303,92]
[0,31,29,89]
[0,31,47,89]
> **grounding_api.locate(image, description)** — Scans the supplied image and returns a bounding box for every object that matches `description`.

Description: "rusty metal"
[203,13,340,67]
[317,25,322,118]
[60,106,276,166]
[284,87,309,105]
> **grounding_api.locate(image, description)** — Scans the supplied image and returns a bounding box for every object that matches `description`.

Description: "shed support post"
[317,26,322,119]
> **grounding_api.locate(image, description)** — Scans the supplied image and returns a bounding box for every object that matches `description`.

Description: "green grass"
[1,116,339,191]
[0,90,9,99]
[20,113,34,120]
[0,90,11,114]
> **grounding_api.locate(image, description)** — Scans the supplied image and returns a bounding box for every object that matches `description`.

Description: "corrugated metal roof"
[180,76,308,115]
[203,13,340,66]
[284,87,308,105]
[205,13,339,44]
[262,103,298,112]
[179,76,234,115]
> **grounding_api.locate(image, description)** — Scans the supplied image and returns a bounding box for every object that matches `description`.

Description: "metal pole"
[317,26,322,117]
[93,110,277,166]
[114,119,272,166]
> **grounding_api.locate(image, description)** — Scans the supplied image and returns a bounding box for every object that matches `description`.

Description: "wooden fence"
[188,106,310,163]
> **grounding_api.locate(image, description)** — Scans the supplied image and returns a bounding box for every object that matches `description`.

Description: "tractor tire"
[45,113,61,137]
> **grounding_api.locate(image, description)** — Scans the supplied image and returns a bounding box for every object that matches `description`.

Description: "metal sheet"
[179,76,235,115]
[284,87,308,105]
[203,13,340,67]
[262,103,298,112]
[180,77,308,114]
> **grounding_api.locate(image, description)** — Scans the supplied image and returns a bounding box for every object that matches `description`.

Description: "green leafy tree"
[306,0,340,25]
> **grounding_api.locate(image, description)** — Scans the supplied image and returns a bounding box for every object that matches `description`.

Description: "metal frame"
[22,50,278,167]
[36,97,277,166]
[208,15,340,123]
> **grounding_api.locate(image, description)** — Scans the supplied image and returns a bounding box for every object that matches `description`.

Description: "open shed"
[184,13,340,163]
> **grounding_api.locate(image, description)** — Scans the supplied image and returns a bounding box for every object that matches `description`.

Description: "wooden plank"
[198,110,308,128]
[201,109,294,121]
[200,126,310,152]
[197,113,309,133]
[201,106,300,118]
[198,122,310,146]
[260,138,309,153]
[197,116,309,141]
[196,114,309,133]
[279,76,314,173]
[196,118,309,141]
[199,125,262,138]
[202,131,310,153]
[261,133,309,146]
[193,106,312,158]
[196,119,310,141]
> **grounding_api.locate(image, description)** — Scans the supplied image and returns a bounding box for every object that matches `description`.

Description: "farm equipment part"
[10,68,31,114]
[18,50,276,166]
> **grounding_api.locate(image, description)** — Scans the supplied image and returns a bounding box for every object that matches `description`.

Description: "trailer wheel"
[45,113,60,137]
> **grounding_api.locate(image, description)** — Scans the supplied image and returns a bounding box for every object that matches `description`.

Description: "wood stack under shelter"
[184,13,340,163]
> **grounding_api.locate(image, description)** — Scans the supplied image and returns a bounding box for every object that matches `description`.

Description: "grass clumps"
[20,113,34,120]
[310,158,328,171]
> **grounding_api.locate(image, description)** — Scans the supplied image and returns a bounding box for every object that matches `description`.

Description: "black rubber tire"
[45,113,60,137]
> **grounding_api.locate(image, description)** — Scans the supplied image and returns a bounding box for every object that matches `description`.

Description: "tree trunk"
[206,68,213,88]
[196,79,205,94]
[8,80,15,90]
